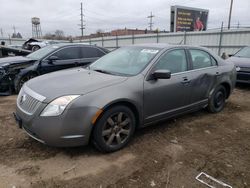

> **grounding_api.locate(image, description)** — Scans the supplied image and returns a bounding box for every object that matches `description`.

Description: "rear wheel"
[31,45,40,52]
[92,105,136,152]
[207,85,227,113]
[16,73,37,93]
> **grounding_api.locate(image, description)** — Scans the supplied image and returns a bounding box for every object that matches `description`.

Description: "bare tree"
[54,30,64,40]
[96,29,104,37]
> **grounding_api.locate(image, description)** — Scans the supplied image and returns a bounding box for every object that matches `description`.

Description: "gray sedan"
[14,44,236,152]
[226,46,250,83]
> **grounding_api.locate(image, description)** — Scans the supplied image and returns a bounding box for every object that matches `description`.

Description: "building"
[110,28,151,36]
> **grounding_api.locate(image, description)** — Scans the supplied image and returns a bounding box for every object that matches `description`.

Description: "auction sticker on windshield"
[141,49,159,54]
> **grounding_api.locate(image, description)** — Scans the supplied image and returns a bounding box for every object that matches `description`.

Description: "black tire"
[92,105,136,153]
[31,45,40,52]
[15,73,37,93]
[207,85,227,113]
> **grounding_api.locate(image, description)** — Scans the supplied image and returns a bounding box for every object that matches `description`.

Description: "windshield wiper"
[93,69,113,75]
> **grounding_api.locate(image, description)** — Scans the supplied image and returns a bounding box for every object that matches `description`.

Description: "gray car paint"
[227,56,250,83]
[227,56,250,67]
[15,44,236,147]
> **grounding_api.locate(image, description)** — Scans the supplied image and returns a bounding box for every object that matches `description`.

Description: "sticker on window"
[141,49,159,54]
[52,46,59,48]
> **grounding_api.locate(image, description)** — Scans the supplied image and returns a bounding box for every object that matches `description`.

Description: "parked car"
[226,46,250,83]
[14,44,236,152]
[0,43,109,94]
[22,38,59,51]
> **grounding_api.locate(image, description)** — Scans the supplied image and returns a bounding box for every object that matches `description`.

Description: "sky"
[0,0,249,38]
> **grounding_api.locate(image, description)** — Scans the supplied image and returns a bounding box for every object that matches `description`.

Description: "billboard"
[170,6,209,32]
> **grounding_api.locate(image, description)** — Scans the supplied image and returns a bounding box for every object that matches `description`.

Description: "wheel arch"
[14,69,39,93]
[220,82,231,99]
[101,99,142,129]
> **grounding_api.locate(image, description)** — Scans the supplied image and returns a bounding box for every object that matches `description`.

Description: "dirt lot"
[0,85,250,188]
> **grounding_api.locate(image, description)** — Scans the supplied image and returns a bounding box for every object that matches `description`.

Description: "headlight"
[236,66,241,72]
[40,95,80,117]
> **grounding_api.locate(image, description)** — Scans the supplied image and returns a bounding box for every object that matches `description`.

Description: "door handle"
[181,77,190,84]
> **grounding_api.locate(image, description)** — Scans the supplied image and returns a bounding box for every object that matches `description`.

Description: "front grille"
[18,93,41,114]
[239,67,250,73]
[17,86,45,115]
[237,73,250,81]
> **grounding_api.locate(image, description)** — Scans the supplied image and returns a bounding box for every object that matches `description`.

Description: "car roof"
[129,43,209,50]
[51,43,92,47]
[131,43,172,49]
[47,43,109,52]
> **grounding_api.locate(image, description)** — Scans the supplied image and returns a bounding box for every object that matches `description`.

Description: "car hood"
[227,56,250,67]
[26,68,128,102]
[0,56,35,67]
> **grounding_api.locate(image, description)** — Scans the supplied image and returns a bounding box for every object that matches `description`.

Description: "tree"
[54,30,64,40]
[96,29,104,37]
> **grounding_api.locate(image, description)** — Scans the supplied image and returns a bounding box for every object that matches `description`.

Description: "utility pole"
[228,0,233,30]
[147,12,155,31]
[0,28,3,37]
[80,2,85,39]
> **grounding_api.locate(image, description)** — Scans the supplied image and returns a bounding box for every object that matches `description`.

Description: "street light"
[228,0,234,29]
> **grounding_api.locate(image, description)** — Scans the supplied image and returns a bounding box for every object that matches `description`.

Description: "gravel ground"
[0,85,249,188]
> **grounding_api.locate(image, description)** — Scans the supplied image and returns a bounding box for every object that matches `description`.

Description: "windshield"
[89,47,160,76]
[234,47,250,58]
[26,45,59,60]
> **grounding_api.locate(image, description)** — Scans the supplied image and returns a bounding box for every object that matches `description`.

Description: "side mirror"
[152,69,171,79]
[48,55,59,62]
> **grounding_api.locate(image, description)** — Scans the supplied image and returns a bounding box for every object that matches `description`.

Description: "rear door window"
[81,47,105,58]
[189,49,215,69]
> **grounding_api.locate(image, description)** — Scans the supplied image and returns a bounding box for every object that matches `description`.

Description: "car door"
[186,49,219,104]
[143,48,193,124]
[39,46,81,74]
[79,47,105,67]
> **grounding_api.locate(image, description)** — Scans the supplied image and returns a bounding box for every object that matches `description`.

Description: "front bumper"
[14,105,99,147]
[0,75,13,95]
[236,71,250,83]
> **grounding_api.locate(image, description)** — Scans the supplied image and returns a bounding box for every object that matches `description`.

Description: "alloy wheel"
[102,112,131,147]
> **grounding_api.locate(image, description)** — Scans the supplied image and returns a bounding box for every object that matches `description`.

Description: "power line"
[147,12,155,31]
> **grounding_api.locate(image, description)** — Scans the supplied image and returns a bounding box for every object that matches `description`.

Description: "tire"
[207,85,227,113]
[31,45,40,52]
[92,105,136,153]
[15,73,37,93]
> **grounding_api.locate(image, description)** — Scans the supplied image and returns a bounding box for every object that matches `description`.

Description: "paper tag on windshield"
[141,49,159,54]
[52,46,59,48]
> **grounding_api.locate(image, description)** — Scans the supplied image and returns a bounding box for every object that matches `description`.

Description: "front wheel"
[92,105,136,152]
[15,73,37,93]
[207,85,227,113]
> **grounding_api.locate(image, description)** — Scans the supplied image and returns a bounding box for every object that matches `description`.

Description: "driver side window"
[155,49,188,74]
